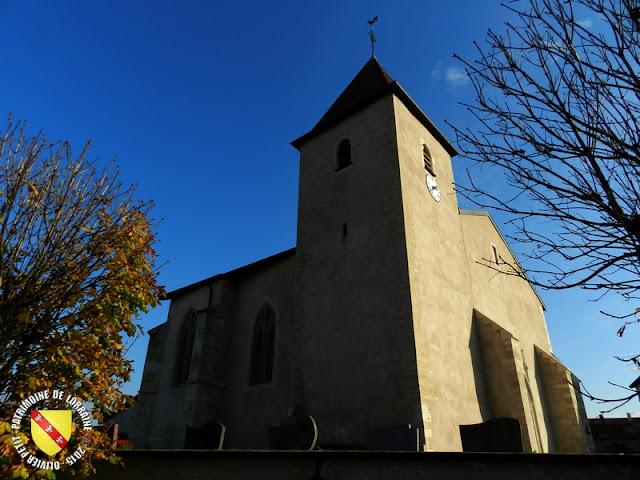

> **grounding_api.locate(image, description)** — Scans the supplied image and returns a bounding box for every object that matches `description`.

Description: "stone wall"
[133,252,296,449]
[393,95,479,451]
[459,211,560,452]
[536,347,594,452]
[293,95,423,448]
[59,450,640,480]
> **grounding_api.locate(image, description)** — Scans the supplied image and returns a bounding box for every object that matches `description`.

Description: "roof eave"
[291,82,459,158]
[164,247,296,300]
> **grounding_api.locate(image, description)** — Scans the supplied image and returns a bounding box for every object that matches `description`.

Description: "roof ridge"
[291,58,394,149]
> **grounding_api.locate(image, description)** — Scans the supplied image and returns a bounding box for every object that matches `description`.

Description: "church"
[132,57,593,453]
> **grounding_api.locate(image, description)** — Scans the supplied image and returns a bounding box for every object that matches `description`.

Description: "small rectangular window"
[336,139,352,171]
[492,245,499,266]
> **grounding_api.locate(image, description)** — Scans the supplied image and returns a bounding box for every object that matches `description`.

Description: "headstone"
[368,425,420,451]
[459,417,523,452]
[185,420,226,450]
[268,416,317,450]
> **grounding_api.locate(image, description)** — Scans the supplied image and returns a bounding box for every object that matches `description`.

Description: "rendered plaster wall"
[219,254,295,449]
[536,347,594,453]
[293,95,423,448]
[133,285,211,448]
[392,96,481,452]
[131,323,166,447]
[133,254,295,449]
[459,212,558,452]
[458,212,552,353]
[473,313,543,452]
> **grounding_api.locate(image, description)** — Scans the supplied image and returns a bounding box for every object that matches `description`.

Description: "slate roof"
[163,248,296,300]
[291,57,458,157]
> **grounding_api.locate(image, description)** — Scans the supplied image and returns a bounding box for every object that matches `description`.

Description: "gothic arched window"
[335,139,352,171]
[173,310,197,385]
[249,304,276,386]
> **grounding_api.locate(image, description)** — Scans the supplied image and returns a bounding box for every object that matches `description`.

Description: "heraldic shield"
[31,410,71,456]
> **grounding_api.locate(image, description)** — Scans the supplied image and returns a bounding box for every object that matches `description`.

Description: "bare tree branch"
[450,0,640,408]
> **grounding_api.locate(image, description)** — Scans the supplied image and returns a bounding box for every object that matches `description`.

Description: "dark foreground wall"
[59,450,639,480]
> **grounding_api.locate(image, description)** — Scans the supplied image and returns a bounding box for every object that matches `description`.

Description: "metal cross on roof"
[368,15,379,58]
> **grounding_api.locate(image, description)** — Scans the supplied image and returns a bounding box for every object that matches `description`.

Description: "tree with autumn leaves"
[0,117,164,478]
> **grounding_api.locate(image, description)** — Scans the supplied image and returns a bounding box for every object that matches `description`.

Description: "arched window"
[174,310,197,385]
[423,143,435,175]
[335,139,352,171]
[249,304,276,385]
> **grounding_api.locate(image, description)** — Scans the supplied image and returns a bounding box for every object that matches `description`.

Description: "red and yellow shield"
[31,410,71,456]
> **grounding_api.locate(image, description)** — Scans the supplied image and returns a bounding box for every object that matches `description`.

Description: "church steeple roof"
[307,57,393,137]
[291,58,392,149]
[291,58,458,157]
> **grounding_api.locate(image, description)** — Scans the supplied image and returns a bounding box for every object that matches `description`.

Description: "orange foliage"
[0,117,164,478]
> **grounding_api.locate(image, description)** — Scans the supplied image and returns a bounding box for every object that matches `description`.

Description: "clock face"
[426,174,441,202]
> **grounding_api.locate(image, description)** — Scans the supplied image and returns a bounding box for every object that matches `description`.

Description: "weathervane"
[368,15,378,58]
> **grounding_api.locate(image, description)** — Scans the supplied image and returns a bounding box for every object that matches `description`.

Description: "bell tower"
[290,58,475,450]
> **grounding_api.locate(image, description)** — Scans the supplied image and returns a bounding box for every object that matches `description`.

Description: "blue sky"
[1,0,637,418]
